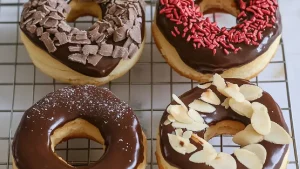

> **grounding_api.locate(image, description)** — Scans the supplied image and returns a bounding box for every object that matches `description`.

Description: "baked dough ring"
[153,0,282,82]
[12,85,147,169]
[156,75,291,169]
[20,0,145,85]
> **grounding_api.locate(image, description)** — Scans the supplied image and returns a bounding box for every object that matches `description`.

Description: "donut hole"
[203,120,245,153]
[51,118,105,167]
[200,0,239,28]
[65,0,102,29]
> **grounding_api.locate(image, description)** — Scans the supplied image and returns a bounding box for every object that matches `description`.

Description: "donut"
[152,0,282,82]
[20,0,145,85]
[156,74,292,169]
[12,85,147,169]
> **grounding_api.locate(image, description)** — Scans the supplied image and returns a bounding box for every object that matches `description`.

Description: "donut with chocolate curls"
[12,85,147,169]
[156,74,291,169]
[20,0,145,85]
[153,0,282,82]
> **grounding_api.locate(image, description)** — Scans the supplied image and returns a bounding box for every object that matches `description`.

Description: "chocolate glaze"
[156,0,282,74]
[159,79,289,169]
[21,0,145,77]
[12,85,145,169]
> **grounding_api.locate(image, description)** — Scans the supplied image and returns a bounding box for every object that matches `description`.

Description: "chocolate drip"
[12,85,145,169]
[159,79,289,169]
[155,0,282,74]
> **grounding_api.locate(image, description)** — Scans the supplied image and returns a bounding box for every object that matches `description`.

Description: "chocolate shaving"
[22,18,33,28]
[58,21,71,32]
[112,46,129,59]
[129,25,141,43]
[48,0,57,8]
[112,17,123,26]
[128,43,138,58]
[99,44,113,56]
[115,0,127,5]
[43,17,59,28]
[32,11,44,25]
[38,0,47,6]
[98,22,111,33]
[55,32,68,45]
[96,34,106,44]
[114,8,126,16]
[40,32,57,53]
[113,26,128,42]
[134,3,142,16]
[70,37,91,44]
[26,25,37,34]
[69,46,81,52]
[24,9,36,19]
[76,32,88,40]
[82,45,99,56]
[70,28,81,34]
[38,5,50,15]
[49,12,62,20]
[123,37,134,48]
[87,55,103,66]
[68,53,87,65]
[107,27,115,35]
[89,26,101,41]
[108,4,117,15]
[128,7,137,21]
[36,27,44,36]
[46,28,58,34]
[44,5,57,12]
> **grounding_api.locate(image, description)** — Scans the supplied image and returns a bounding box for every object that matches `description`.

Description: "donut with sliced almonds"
[157,74,291,169]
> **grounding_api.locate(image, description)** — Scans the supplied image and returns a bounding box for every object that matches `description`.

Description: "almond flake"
[197,83,212,89]
[264,121,292,144]
[167,115,175,122]
[175,129,183,137]
[229,98,253,118]
[209,152,237,169]
[200,89,221,105]
[221,98,230,109]
[251,102,271,135]
[172,94,187,110]
[186,144,197,153]
[172,121,208,131]
[188,109,204,123]
[242,144,267,164]
[188,100,216,113]
[168,134,189,154]
[233,124,264,146]
[189,137,217,164]
[164,119,171,125]
[223,84,245,102]
[234,149,263,169]
[182,131,193,139]
[240,84,263,101]
[212,74,226,90]
[167,105,193,124]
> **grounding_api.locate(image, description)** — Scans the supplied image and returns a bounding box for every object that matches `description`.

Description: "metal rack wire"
[0,0,298,168]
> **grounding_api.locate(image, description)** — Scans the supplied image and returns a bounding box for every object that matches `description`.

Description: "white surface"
[0,0,299,168]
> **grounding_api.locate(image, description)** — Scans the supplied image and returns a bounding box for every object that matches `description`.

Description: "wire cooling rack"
[0,0,299,169]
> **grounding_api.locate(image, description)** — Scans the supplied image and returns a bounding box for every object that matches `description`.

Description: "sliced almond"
[243,144,267,164]
[201,89,221,105]
[229,98,253,118]
[168,115,175,122]
[186,143,197,153]
[183,131,193,139]
[197,83,212,89]
[240,84,263,101]
[234,148,263,169]
[212,74,226,90]
[233,124,264,146]
[188,100,216,113]
[172,121,208,131]
[227,82,240,91]
[175,129,183,137]
[189,137,217,164]
[209,152,237,169]
[188,109,204,123]
[223,85,245,102]
[164,119,171,125]
[167,105,193,124]
[221,98,230,109]
[251,102,271,135]
[168,134,189,154]
[172,94,187,110]
[264,121,292,144]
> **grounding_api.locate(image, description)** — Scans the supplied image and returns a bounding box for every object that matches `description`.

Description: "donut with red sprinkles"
[153,0,282,82]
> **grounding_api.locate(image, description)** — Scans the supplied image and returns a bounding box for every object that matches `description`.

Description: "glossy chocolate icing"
[159,79,289,169]
[12,85,145,169]
[155,0,282,74]
[21,0,145,77]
